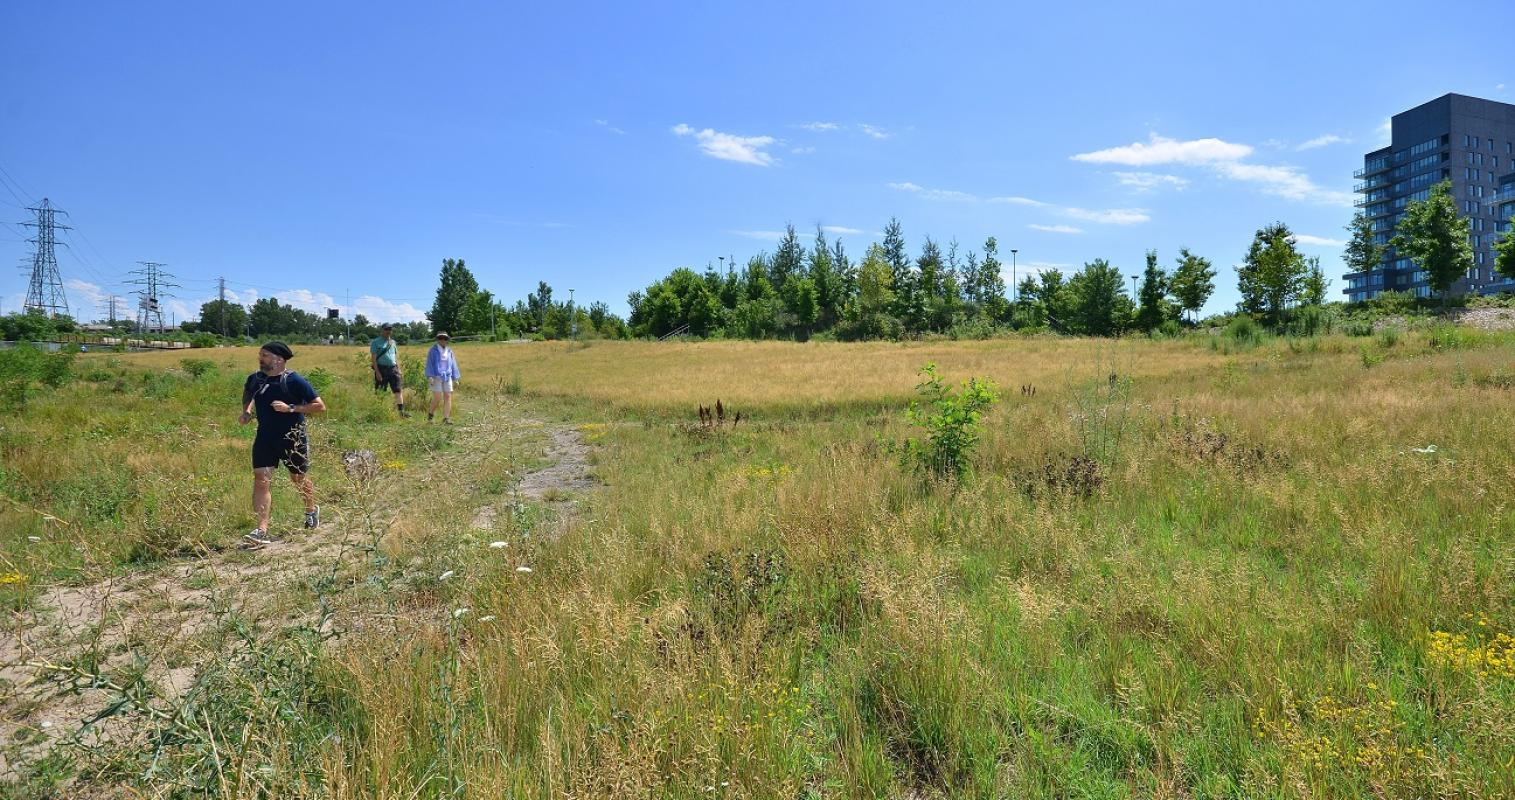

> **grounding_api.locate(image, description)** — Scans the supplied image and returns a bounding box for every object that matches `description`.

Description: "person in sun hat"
[425,331,461,424]
[238,341,326,548]
[369,323,409,417]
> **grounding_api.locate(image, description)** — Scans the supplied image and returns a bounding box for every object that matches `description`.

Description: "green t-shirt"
[369,336,397,367]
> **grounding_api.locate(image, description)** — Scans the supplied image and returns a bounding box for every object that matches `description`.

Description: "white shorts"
[428,377,453,393]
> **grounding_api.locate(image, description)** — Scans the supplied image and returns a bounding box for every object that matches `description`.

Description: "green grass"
[5,334,1515,798]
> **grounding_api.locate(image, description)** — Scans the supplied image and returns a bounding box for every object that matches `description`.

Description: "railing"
[658,324,691,342]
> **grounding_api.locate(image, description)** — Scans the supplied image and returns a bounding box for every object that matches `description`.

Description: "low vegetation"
[4,330,1515,798]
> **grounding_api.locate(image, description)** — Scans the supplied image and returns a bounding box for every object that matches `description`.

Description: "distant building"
[1347,94,1515,303]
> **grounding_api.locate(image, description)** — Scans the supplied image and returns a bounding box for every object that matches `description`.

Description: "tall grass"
[6,333,1515,798]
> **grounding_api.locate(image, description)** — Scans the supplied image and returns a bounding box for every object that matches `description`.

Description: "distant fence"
[0,334,192,352]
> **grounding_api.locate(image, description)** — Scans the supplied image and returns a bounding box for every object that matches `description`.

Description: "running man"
[239,341,326,548]
[425,331,461,423]
[369,323,409,417]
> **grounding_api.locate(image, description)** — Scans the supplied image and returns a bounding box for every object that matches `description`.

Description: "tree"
[1135,250,1169,332]
[1392,180,1473,306]
[1237,222,1306,327]
[429,258,479,335]
[196,299,248,337]
[1496,216,1515,282]
[771,224,805,293]
[1344,211,1384,277]
[458,290,498,336]
[882,218,916,328]
[1169,248,1216,325]
[808,227,844,326]
[526,281,554,330]
[1300,256,1330,307]
[963,237,1009,323]
[1067,259,1130,336]
[786,275,820,338]
[844,244,899,340]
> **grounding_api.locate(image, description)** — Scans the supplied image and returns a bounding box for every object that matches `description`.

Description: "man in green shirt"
[369,324,409,417]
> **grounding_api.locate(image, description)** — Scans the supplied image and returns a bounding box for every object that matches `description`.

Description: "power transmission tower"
[127,261,178,334]
[20,198,71,318]
[100,294,121,324]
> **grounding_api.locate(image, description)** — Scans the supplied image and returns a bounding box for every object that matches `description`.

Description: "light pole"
[568,288,577,339]
[1010,249,1018,301]
[1130,275,1140,298]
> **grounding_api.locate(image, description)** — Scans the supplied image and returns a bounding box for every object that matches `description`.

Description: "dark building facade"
[1346,94,1515,303]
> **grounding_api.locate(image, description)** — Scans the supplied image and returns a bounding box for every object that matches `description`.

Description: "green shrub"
[1370,289,1413,316]
[1288,305,1333,337]
[1154,319,1183,339]
[179,358,216,378]
[895,363,999,481]
[305,366,336,395]
[1224,315,1264,347]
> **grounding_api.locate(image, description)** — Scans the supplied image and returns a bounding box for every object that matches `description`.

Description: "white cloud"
[1261,138,1287,149]
[1028,224,1083,234]
[887,181,975,201]
[791,146,816,155]
[858,123,890,140]
[63,279,110,319]
[671,123,777,166]
[1296,134,1349,151]
[1111,172,1189,191]
[987,196,1048,206]
[594,119,625,135]
[1294,234,1347,247]
[1074,131,1352,206]
[821,226,864,235]
[1063,207,1150,225]
[799,122,840,132]
[1375,118,1392,146]
[1213,162,1353,206]
[1071,133,1252,166]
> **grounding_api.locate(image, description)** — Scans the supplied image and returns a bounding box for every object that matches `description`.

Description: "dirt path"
[0,406,597,782]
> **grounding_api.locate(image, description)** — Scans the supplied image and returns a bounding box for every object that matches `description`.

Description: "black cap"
[382,323,394,330]
[261,341,294,360]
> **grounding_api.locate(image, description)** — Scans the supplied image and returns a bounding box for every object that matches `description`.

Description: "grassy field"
[4,331,1515,798]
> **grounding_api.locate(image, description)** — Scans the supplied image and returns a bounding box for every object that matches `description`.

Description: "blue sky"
[0,1,1508,323]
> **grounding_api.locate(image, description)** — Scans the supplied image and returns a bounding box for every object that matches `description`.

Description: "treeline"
[626,220,1231,340]
[426,258,629,340]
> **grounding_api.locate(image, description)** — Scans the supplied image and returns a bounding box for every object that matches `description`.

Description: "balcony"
[1354,160,1392,179]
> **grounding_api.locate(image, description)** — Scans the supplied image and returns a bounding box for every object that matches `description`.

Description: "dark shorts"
[374,364,402,393]
[253,426,310,473]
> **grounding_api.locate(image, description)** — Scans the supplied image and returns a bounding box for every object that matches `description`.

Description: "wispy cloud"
[1213,162,1353,206]
[1375,118,1392,146]
[798,121,840,132]
[791,146,816,155]
[1112,172,1189,191]
[672,123,777,166]
[1072,133,1252,166]
[727,230,787,241]
[1063,207,1150,225]
[891,182,1148,224]
[1294,234,1347,247]
[987,196,1048,206]
[1296,134,1349,151]
[1073,132,1350,206]
[594,119,625,135]
[821,225,865,235]
[887,181,975,201]
[858,123,890,140]
[1028,224,1083,234]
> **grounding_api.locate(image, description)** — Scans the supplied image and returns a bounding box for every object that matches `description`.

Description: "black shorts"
[253,426,310,473]
[374,364,402,393]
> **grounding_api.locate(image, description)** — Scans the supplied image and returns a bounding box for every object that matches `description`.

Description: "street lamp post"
[568,288,577,339]
[1130,275,1140,298]
[1011,249,1018,301]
